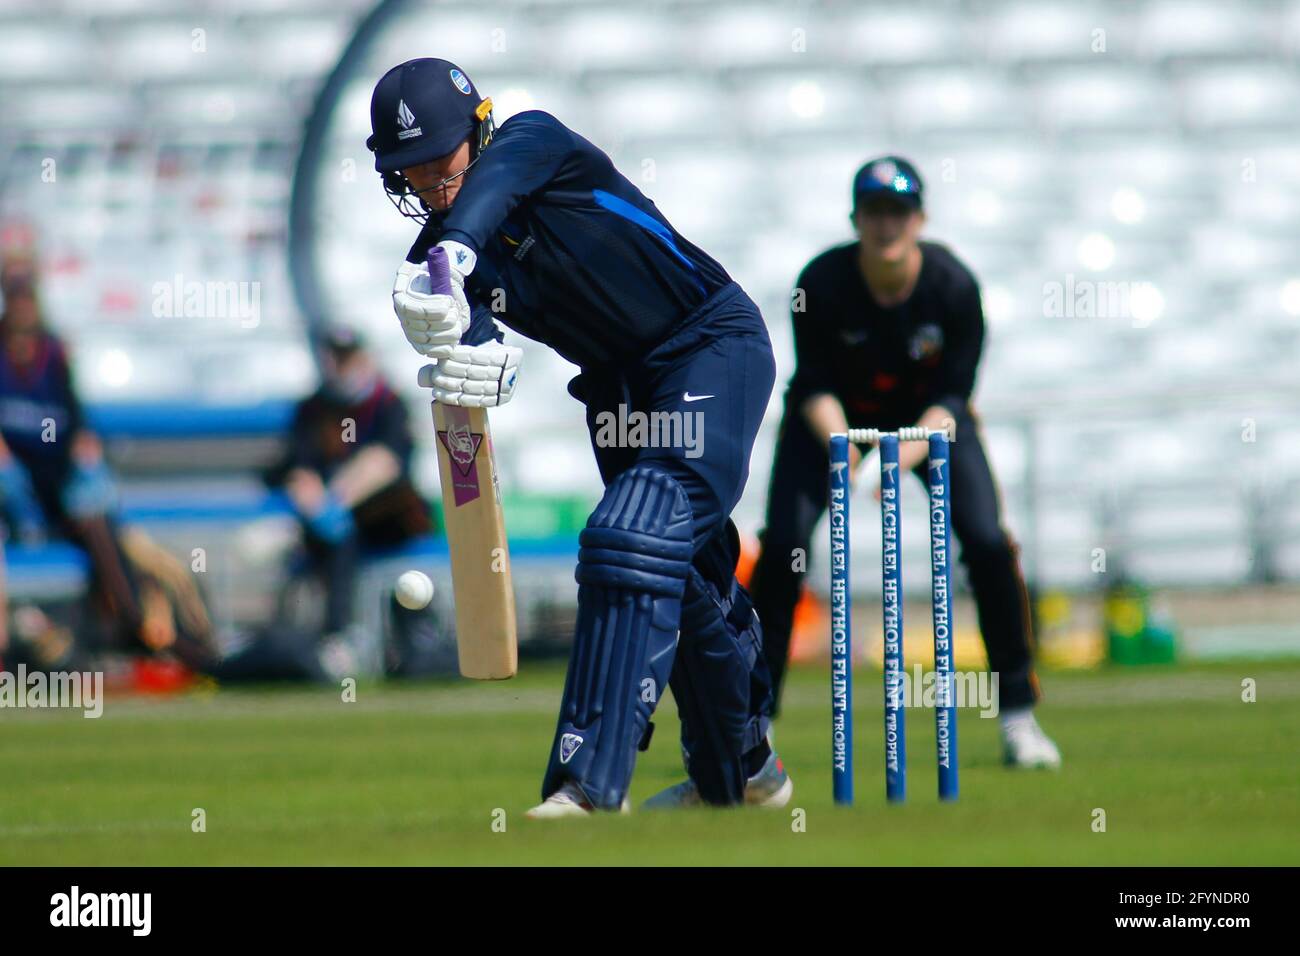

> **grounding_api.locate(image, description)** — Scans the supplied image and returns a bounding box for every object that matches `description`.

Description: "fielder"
[748,156,1061,768]
[367,59,787,814]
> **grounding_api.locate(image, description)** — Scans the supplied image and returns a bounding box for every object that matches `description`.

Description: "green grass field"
[2,660,1298,865]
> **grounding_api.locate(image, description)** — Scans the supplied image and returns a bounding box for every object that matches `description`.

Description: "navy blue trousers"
[561,281,777,799]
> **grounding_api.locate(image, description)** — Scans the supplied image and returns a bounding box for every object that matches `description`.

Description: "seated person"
[265,325,433,643]
[0,246,151,654]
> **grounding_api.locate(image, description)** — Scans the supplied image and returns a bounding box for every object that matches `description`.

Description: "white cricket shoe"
[1001,707,1062,769]
[642,749,794,809]
[524,782,629,819]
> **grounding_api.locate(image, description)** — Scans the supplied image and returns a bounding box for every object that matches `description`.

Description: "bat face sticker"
[445,420,477,469]
[435,405,485,505]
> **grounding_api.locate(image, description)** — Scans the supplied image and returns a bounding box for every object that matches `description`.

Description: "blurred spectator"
[0,244,217,673]
[0,250,107,537]
[0,539,7,668]
[0,247,142,645]
[265,325,433,642]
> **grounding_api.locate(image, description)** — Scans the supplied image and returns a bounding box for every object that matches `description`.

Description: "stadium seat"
[979,3,1117,65]
[1182,65,1300,131]
[1137,0,1273,60]
[888,69,1032,136]
[1037,68,1179,134]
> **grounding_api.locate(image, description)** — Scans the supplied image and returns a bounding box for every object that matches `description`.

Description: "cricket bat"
[426,248,518,679]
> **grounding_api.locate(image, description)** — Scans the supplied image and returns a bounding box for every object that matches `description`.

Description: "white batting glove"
[392,260,469,358]
[417,343,523,408]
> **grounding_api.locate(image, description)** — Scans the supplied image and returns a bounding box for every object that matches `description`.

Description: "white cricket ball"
[395,570,435,610]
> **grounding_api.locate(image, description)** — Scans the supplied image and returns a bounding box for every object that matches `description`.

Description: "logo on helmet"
[449,69,472,95]
[396,99,422,140]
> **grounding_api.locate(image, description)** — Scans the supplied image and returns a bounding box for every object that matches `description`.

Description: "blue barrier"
[87,401,296,439]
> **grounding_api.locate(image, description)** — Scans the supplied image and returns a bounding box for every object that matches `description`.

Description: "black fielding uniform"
[750,240,1040,713]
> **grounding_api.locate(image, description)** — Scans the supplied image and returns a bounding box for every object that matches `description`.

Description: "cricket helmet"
[366,58,495,222]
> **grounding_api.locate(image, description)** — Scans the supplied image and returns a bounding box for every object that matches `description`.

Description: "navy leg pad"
[543,466,694,809]
[671,567,772,805]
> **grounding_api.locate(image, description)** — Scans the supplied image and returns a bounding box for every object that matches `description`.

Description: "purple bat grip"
[426,246,452,296]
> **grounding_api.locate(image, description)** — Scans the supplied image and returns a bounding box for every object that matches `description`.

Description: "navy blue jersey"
[405,111,733,370]
[0,332,84,475]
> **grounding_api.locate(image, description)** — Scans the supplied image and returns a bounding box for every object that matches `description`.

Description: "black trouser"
[303,529,361,635]
[749,407,1040,714]
[299,479,433,635]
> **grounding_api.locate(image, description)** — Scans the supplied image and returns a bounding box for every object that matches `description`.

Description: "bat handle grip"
[427,246,452,296]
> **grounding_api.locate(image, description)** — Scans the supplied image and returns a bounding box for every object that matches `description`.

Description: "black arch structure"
[286,0,409,348]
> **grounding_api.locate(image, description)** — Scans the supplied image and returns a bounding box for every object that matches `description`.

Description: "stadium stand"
[2,0,1299,641]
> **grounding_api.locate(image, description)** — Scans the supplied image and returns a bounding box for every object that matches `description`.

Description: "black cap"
[853,156,924,211]
[367,58,487,174]
[320,324,364,355]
